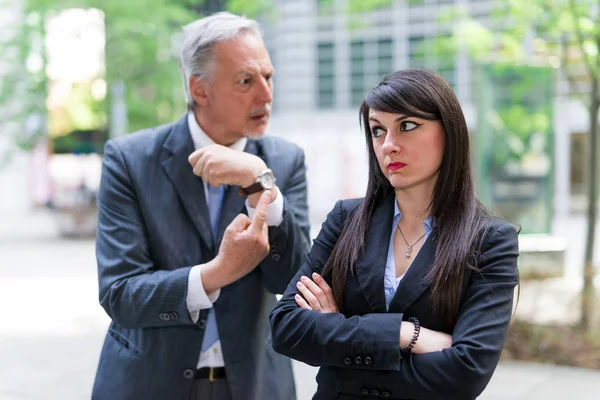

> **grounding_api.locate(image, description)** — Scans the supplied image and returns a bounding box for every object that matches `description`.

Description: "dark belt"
[195,367,227,381]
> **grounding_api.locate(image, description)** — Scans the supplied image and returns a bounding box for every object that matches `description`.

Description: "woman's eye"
[401,121,419,131]
[371,127,385,137]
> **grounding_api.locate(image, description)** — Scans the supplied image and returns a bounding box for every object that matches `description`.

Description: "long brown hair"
[322,69,492,327]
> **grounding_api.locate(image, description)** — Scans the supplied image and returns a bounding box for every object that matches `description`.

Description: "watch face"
[259,171,276,189]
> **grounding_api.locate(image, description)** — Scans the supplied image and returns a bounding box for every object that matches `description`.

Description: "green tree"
[450,0,599,330]
[0,0,278,155]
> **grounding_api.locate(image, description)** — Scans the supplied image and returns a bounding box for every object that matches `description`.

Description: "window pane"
[350,73,364,90]
[350,40,364,61]
[318,91,335,108]
[377,38,393,57]
[318,43,335,61]
[350,59,364,76]
[364,74,381,91]
[319,59,335,77]
[378,55,394,76]
[317,41,336,109]
[351,89,366,107]
[319,77,335,91]
[409,36,425,59]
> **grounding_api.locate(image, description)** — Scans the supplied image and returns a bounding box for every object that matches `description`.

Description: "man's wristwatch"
[238,168,276,196]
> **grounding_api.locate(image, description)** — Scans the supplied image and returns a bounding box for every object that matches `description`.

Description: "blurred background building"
[1,0,598,306]
[262,0,591,225]
[1,0,595,233]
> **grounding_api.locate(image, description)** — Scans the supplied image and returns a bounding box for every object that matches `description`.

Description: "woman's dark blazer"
[269,195,519,400]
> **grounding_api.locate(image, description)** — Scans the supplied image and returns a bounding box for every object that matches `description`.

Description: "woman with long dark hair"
[269,69,519,400]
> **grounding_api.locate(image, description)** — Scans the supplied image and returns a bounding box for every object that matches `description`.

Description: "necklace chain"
[397,223,426,258]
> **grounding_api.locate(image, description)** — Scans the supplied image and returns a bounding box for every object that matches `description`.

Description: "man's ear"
[190,76,209,107]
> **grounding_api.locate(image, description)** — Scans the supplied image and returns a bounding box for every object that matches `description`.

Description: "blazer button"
[271,252,280,261]
[169,312,179,320]
[382,391,391,398]
[183,369,195,379]
[360,388,369,396]
[198,319,206,329]
[354,356,362,365]
[159,313,171,321]
[364,356,372,365]
[343,357,352,365]
[371,389,380,397]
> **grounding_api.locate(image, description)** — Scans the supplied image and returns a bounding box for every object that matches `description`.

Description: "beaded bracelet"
[403,317,421,355]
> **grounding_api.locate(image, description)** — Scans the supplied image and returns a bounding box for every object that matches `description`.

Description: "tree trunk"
[580,74,600,331]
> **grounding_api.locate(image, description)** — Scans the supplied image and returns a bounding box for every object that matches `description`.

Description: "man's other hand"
[201,190,271,294]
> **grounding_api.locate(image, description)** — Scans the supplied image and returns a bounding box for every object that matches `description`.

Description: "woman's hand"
[400,321,452,354]
[294,272,339,313]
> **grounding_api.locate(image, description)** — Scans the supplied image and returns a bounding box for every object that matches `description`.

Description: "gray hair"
[180,12,263,110]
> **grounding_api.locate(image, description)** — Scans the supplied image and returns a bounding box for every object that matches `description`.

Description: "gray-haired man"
[92,12,310,400]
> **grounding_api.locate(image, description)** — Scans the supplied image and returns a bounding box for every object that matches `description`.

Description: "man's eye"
[240,78,251,85]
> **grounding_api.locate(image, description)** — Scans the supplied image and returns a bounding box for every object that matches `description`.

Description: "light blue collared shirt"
[384,200,433,310]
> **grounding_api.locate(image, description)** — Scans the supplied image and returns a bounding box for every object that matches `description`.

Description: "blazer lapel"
[354,195,396,313]
[215,139,262,243]
[161,115,214,250]
[388,234,436,312]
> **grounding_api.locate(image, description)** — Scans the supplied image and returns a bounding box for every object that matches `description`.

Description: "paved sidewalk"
[293,361,600,400]
[0,209,599,399]
[479,361,600,399]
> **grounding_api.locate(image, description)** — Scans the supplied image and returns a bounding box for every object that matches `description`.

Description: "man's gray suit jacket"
[92,115,311,400]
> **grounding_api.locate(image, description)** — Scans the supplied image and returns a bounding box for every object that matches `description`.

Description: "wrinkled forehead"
[213,33,273,74]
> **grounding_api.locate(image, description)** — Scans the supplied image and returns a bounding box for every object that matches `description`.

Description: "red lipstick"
[388,162,406,172]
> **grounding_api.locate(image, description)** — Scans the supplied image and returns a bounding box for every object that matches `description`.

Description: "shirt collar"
[393,199,434,233]
[187,112,248,152]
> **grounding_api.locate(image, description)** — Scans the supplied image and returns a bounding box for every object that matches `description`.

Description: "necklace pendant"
[405,245,412,258]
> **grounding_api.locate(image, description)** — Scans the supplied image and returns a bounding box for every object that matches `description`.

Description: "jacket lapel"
[354,195,395,313]
[161,115,214,250]
[388,233,436,312]
[215,139,262,243]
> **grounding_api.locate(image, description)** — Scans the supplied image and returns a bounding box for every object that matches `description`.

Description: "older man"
[92,12,310,400]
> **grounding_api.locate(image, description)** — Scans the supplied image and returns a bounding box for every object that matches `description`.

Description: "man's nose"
[256,78,273,104]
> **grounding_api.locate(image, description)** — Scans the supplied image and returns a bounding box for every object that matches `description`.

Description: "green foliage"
[226,0,273,18]
[316,0,393,14]
[346,0,392,14]
[465,0,599,82]
[480,65,553,175]
[0,0,278,151]
[98,0,195,132]
[0,3,48,150]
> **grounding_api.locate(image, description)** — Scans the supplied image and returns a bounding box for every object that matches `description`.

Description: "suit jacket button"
[371,389,380,397]
[343,357,352,365]
[271,252,280,261]
[159,313,171,321]
[169,312,179,320]
[382,391,391,398]
[354,356,362,365]
[183,369,195,379]
[198,319,206,329]
[364,356,372,365]
[360,388,369,396]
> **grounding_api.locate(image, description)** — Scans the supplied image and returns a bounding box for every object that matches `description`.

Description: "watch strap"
[238,181,264,196]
